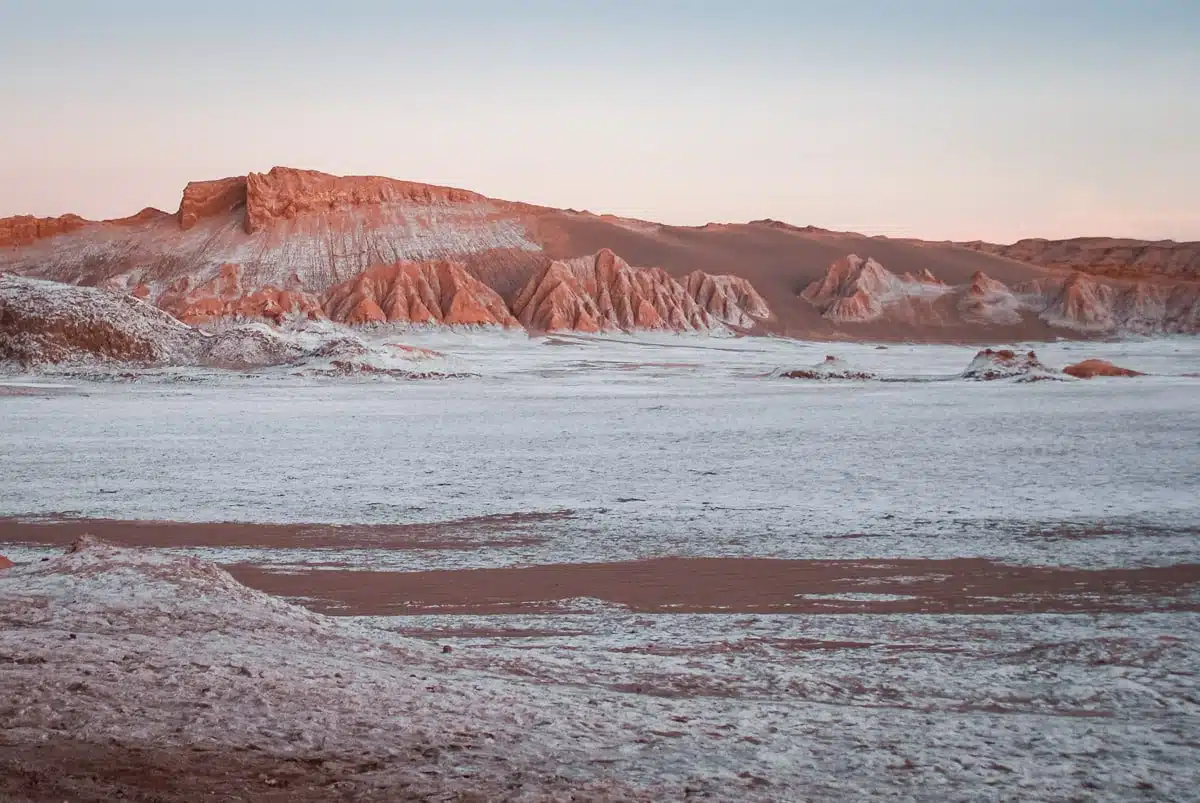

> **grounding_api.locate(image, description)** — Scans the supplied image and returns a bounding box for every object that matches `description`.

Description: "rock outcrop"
[1062,359,1143,379]
[771,355,875,380]
[322,261,519,327]
[155,263,323,324]
[0,554,12,570]
[512,249,770,333]
[801,255,950,323]
[0,274,198,366]
[962,349,1061,381]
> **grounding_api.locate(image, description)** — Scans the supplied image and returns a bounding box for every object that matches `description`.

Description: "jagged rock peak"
[684,271,772,329]
[511,249,770,334]
[322,260,518,328]
[801,254,949,323]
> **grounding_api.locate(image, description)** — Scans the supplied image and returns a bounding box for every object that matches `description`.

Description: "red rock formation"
[1062,359,1143,379]
[0,554,12,570]
[244,167,486,234]
[0,214,88,247]
[958,237,1200,281]
[178,176,248,231]
[511,249,731,333]
[322,261,518,327]
[156,263,323,325]
[962,349,1059,381]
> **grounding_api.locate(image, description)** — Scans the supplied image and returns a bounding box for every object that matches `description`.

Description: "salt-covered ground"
[2,331,1199,800]
[2,332,1198,568]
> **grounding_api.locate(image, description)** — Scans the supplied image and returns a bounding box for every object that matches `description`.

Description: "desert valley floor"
[2,331,1199,801]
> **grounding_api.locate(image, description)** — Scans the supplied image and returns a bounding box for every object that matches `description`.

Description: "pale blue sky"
[1,0,1197,240]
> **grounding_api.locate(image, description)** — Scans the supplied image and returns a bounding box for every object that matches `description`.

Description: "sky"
[1,0,1197,242]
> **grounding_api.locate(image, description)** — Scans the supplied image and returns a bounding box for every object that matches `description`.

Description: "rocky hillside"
[1,166,1197,340]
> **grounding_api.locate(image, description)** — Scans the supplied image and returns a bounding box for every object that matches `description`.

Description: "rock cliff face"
[322,260,519,327]
[958,237,1200,281]
[511,249,771,333]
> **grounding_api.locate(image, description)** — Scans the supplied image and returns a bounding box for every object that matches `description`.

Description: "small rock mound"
[0,274,199,366]
[0,554,13,570]
[772,355,875,380]
[1062,359,1143,379]
[962,349,1062,381]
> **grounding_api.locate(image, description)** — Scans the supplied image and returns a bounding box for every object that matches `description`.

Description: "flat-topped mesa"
[321,260,519,327]
[801,254,948,323]
[511,248,766,333]
[155,263,324,325]
[0,214,89,248]
[243,167,488,234]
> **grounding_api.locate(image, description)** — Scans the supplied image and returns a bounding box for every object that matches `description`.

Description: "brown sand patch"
[0,738,651,802]
[228,557,1200,616]
[0,512,570,551]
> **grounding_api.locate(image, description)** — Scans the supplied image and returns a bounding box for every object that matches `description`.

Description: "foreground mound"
[771,355,876,380]
[1063,359,1144,379]
[962,349,1062,381]
[0,274,199,366]
[0,554,11,569]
